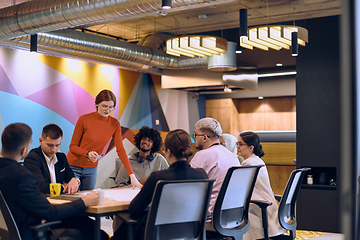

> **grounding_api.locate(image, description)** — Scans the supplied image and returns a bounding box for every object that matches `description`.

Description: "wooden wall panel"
[262,142,296,165]
[206,97,296,132]
[263,98,296,130]
[267,165,296,195]
[206,99,240,136]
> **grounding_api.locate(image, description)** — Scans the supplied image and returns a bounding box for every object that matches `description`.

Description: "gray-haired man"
[190,117,240,220]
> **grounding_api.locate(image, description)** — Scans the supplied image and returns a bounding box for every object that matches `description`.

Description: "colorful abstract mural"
[0,46,205,188]
[120,73,169,131]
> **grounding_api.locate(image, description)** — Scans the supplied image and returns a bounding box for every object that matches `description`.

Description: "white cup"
[307,175,313,185]
[95,188,105,205]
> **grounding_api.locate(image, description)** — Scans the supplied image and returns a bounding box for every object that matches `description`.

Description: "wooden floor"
[295,230,343,240]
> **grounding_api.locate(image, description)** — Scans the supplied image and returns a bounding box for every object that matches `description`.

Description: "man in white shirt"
[190,117,240,219]
[24,124,80,195]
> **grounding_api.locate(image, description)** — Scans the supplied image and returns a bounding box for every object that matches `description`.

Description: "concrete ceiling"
[81,0,341,69]
[0,0,341,70]
[82,0,341,42]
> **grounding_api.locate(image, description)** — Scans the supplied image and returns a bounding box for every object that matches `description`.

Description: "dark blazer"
[0,157,85,240]
[129,160,208,219]
[24,146,75,194]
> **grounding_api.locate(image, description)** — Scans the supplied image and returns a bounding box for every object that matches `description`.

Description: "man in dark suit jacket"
[24,124,80,195]
[0,123,108,240]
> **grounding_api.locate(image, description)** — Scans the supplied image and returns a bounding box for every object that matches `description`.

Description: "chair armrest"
[250,200,272,209]
[274,195,282,202]
[29,220,61,239]
[116,212,139,225]
[250,200,272,240]
[116,212,139,240]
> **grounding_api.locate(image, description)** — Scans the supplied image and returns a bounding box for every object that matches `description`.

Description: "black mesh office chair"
[251,167,310,240]
[207,165,262,240]
[117,179,214,240]
[0,189,60,240]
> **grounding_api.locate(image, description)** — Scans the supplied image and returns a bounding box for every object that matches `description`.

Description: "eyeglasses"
[100,105,115,111]
[236,142,248,147]
[193,132,210,138]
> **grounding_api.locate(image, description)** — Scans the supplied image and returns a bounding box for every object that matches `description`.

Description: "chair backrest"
[144,179,214,240]
[212,165,262,239]
[278,167,310,238]
[0,189,22,240]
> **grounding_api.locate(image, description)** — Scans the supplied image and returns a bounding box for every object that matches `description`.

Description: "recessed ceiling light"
[276,63,283,67]
[236,50,242,54]
[258,96,264,100]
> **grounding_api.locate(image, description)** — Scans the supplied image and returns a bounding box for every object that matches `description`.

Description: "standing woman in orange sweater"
[67,89,142,190]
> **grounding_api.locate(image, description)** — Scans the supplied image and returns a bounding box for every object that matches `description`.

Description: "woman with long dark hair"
[237,131,286,240]
[111,129,208,240]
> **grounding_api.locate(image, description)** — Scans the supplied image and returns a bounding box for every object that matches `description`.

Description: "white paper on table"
[104,188,140,202]
[75,188,140,201]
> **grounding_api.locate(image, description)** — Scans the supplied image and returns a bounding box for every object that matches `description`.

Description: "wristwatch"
[76,178,81,186]
[86,151,91,159]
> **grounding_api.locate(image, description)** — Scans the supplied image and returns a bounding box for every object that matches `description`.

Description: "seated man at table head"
[0,123,109,240]
[24,123,80,195]
[114,126,169,188]
[189,117,240,220]
[111,129,208,240]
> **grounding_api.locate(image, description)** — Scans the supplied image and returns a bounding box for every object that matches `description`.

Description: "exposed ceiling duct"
[3,29,208,71]
[0,0,223,74]
[0,0,227,41]
[0,38,164,75]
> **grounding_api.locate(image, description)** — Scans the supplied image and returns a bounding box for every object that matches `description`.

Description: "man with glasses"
[190,117,240,222]
[24,124,80,195]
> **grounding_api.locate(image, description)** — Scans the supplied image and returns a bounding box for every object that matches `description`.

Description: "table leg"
[95,216,101,240]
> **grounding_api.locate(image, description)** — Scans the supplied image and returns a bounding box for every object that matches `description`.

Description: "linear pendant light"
[240,25,308,52]
[166,36,227,57]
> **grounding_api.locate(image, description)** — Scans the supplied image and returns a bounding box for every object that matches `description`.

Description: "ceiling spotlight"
[236,43,242,54]
[224,86,232,92]
[258,96,264,100]
[198,15,207,19]
[276,63,283,67]
[30,34,37,52]
[292,31,298,56]
[239,9,248,39]
[161,0,172,9]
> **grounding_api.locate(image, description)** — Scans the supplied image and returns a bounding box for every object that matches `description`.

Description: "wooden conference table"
[49,188,140,240]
